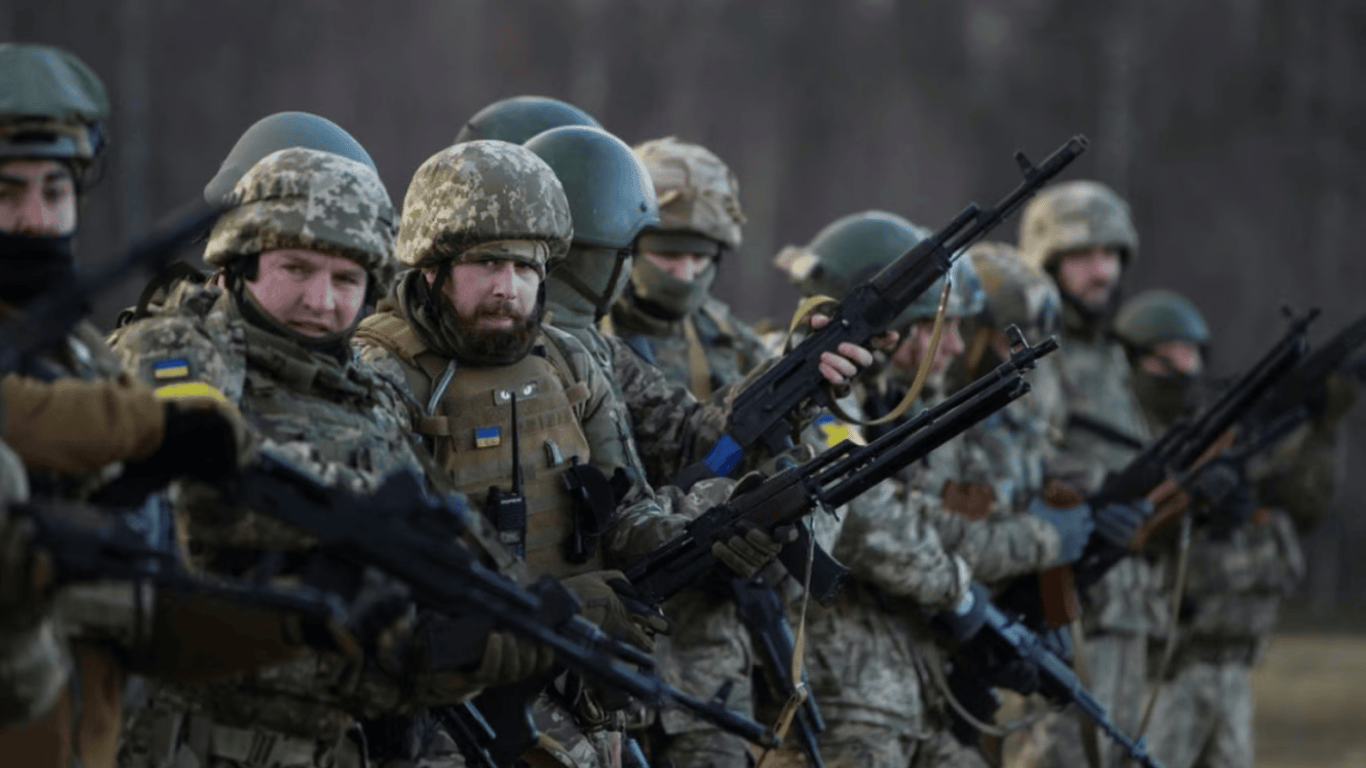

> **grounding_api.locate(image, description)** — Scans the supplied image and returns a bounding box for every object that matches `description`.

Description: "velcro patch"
[474,426,502,448]
[151,357,191,381]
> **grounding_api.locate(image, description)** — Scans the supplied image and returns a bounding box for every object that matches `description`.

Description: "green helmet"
[1018,180,1138,273]
[524,126,659,249]
[964,241,1061,339]
[1113,289,1209,351]
[204,148,398,292]
[204,111,376,204]
[775,210,984,329]
[396,140,572,273]
[0,43,109,165]
[454,96,601,145]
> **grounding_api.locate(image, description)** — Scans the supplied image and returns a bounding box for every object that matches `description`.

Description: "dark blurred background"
[5,0,1363,619]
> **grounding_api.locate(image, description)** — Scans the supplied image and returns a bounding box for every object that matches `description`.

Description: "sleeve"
[1,374,166,474]
[832,478,972,610]
[923,496,1060,583]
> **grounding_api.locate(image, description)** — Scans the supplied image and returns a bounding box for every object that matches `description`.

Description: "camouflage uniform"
[353,141,686,768]
[1113,289,1331,768]
[108,149,452,768]
[1018,181,1158,768]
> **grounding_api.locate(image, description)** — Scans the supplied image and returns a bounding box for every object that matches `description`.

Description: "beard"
[449,299,543,365]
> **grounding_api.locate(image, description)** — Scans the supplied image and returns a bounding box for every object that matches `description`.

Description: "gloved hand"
[563,570,670,652]
[1186,461,1254,536]
[935,582,990,643]
[127,392,254,487]
[711,524,793,579]
[1091,499,1153,549]
[401,613,556,696]
[1025,496,1095,565]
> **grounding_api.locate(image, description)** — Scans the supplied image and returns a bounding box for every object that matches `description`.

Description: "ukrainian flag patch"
[815,413,863,447]
[152,357,191,381]
[474,426,502,448]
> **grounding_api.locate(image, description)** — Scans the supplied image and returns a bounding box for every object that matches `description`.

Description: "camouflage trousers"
[1142,658,1253,768]
[651,590,755,768]
[811,721,989,768]
[1031,632,1148,768]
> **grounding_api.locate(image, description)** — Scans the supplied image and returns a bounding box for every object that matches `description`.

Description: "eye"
[43,186,71,205]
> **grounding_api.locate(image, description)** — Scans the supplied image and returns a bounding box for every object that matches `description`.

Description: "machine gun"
[942,591,1166,768]
[672,136,1087,489]
[628,327,1058,607]
[226,453,775,764]
[0,201,220,378]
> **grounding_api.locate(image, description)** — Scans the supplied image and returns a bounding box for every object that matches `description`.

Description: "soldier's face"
[246,249,369,336]
[644,251,712,282]
[0,159,78,236]
[439,258,541,329]
[1055,246,1123,310]
[891,317,965,387]
[1140,340,1203,378]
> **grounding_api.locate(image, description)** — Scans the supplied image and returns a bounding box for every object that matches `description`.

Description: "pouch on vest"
[484,393,529,559]
[561,458,620,565]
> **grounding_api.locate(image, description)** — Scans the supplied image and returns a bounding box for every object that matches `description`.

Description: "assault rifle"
[732,576,827,768]
[1002,309,1316,630]
[12,498,346,626]
[672,136,1087,489]
[226,453,774,756]
[0,201,221,378]
[944,592,1166,768]
[628,327,1058,606]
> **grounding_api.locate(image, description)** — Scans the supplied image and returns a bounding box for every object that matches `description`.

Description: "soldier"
[1113,289,1350,768]
[353,140,783,768]
[108,146,557,768]
[607,137,771,397]
[774,211,1126,768]
[1017,180,1156,768]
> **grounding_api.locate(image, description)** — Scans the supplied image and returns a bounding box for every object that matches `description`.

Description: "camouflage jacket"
[608,294,771,399]
[107,280,438,739]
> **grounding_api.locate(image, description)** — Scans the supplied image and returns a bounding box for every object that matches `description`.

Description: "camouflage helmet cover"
[1113,288,1210,350]
[454,95,601,145]
[524,125,659,250]
[396,140,573,270]
[204,111,377,204]
[204,148,398,291]
[635,137,745,249]
[0,43,109,163]
[1018,180,1139,272]
[965,241,1061,338]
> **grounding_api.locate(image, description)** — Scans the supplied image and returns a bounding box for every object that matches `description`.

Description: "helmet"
[1018,180,1138,272]
[1113,289,1209,351]
[635,137,745,250]
[454,96,601,145]
[396,140,572,272]
[775,210,984,329]
[204,111,376,204]
[964,241,1061,339]
[524,126,658,249]
[204,148,398,292]
[0,43,109,165]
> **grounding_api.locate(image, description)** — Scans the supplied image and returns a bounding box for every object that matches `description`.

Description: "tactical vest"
[356,313,601,579]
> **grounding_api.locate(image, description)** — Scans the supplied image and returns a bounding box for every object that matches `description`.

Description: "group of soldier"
[0,40,1353,768]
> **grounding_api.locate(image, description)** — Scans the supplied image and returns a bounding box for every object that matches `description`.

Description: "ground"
[1253,633,1366,767]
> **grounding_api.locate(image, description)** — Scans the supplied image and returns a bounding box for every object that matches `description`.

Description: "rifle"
[12,498,345,625]
[627,327,1058,607]
[944,594,1166,768]
[0,201,221,378]
[1002,309,1316,630]
[731,576,827,768]
[435,702,499,768]
[226,453,775,760]
[673,136,1088,490]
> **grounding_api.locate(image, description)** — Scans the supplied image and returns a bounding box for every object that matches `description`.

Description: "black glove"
[1187,461,1254,536]
[1025,497,1095,565]
[128,400,249,486]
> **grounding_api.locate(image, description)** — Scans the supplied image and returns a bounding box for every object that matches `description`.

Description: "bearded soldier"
[353,140,782,768]
[1017,181,1156,768]
[1112,289,1350,768]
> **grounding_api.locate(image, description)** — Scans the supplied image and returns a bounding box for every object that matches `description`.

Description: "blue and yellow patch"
[815,413,865,447]
[474,426,502,448]
[152,357,191,381]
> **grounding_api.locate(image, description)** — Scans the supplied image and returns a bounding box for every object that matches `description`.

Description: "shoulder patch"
[150,356,194,382]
